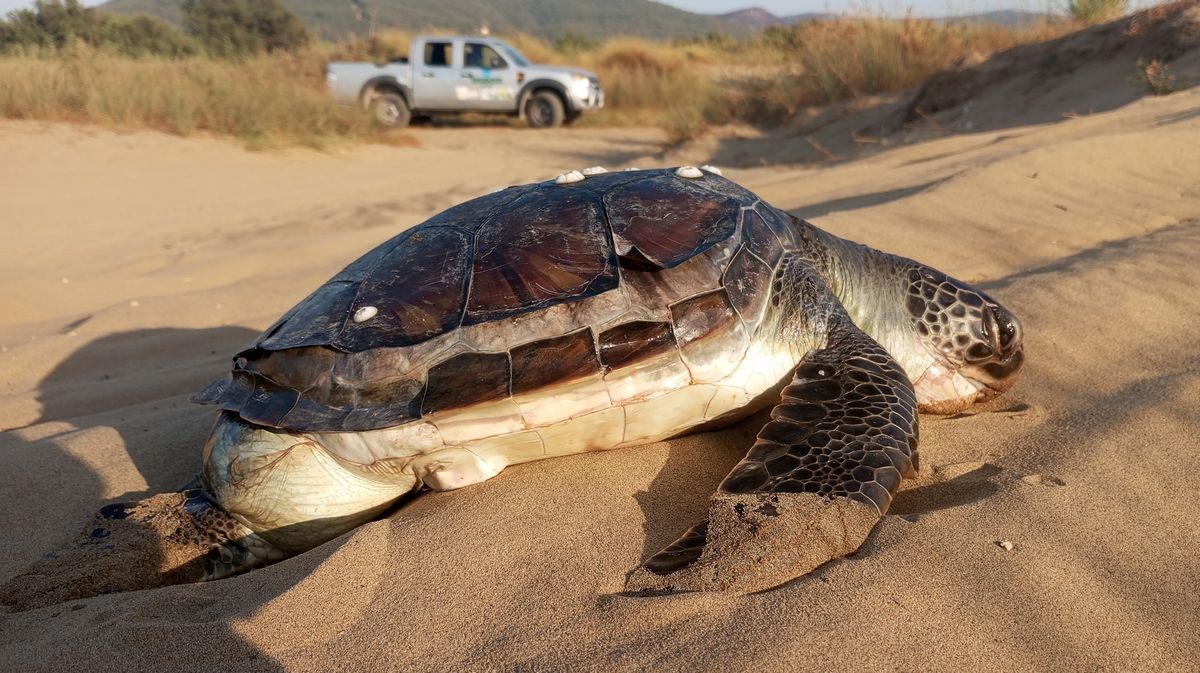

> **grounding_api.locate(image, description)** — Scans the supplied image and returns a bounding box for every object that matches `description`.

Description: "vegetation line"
[1,1,1079,149]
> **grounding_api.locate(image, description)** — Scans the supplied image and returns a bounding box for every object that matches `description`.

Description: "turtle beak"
[966,304,1025,399]
[986,304,1023,361]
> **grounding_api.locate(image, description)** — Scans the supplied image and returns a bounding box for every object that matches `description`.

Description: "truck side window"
[464,43,507,70]
[423,42,452,67]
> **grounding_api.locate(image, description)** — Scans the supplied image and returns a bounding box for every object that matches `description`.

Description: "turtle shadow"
[32,326,259,496]
[631,408,768,562]
[2,326,260,581]
[0,326,295,672]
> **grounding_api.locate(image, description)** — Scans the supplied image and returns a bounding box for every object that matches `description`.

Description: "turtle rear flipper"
[627,279,919,594]
[0,491,282,612]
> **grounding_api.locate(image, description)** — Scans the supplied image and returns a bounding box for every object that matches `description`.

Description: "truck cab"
[326,36,604,128]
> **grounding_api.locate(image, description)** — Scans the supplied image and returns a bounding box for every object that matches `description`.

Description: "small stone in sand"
[996,540,1015,551]
[1021,474,1066,487]
[129,300,140,307]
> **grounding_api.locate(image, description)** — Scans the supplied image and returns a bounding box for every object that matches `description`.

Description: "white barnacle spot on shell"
[624,167,641,171]
[555,170,585,185]
[675,165,703,179]
[700,164,724,176]
[581,166,608,176]
[353,306,379,323]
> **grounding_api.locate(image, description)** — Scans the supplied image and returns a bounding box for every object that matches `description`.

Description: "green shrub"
[1066,0,1129,25]
[181,0,309,57]
[101,15,196,58]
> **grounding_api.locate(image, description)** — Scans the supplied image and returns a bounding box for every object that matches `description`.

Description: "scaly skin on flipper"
[627,257,919,593]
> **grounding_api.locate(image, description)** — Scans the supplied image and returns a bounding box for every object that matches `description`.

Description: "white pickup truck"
[326,36,604,128]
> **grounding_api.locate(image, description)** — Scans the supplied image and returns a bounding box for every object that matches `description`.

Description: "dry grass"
[0,14,1074,148]
[564,16,1070,142]
[0,46,385,148]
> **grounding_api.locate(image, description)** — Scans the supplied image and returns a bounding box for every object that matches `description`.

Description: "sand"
[3,82,1200,673]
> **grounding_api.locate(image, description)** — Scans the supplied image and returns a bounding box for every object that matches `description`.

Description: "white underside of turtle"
[0,166,1025,610]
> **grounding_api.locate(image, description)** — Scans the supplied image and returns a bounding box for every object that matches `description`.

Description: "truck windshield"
[495,42,531,67]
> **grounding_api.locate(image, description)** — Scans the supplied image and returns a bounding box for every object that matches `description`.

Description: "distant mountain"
[941,10,1057,27]
[716,6,1054,31]
[716,7,785,31]
[99,0,744,40]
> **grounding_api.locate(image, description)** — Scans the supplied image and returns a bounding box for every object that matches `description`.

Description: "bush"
[1066,0,1129,25]
[102,15,196,58]
[181,0,309,57]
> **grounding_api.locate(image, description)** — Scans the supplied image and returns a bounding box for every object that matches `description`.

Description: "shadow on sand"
[0,326,297,670]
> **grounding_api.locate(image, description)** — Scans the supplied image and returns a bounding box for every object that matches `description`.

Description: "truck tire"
[564,110,583,126]
[370,92,411,128]
[525,90,565,129]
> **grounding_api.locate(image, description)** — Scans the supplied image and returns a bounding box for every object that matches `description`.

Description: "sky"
[657,0,1053,15]
[0,0,1056,18]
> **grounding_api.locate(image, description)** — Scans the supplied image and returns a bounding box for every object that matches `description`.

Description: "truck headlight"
[570,74,591,99]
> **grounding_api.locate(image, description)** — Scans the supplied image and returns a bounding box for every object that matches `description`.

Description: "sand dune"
[2,76,1200,673]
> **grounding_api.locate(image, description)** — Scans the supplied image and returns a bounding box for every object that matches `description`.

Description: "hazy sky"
[658,0,1055,15]
[0,0,1059,18]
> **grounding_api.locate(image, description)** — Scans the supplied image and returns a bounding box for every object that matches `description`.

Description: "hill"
[715,7,829,31]
[713,7,1053,32]
[99,0,735,40]
[941,10,1056,26]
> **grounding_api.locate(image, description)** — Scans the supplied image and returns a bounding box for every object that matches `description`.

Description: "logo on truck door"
[456,68,512,101]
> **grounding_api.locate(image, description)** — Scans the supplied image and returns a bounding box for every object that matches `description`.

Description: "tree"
[181,0,309,57]
[0,0,192,56]
[102,14,195,58]
[1,0,101,49]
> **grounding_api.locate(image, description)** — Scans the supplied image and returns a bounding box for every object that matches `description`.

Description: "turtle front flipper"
[627,306,919,594]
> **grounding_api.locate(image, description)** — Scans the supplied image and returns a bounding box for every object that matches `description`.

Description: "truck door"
[412,39,459,109]
[458,42,519,111]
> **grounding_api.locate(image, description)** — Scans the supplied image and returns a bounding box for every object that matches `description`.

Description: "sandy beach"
[2,66,1200,671]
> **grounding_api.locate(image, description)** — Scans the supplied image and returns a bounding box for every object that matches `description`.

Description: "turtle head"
[899,265,1024,413]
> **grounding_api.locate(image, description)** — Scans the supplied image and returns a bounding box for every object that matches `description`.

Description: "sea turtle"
[0,166,1023,609]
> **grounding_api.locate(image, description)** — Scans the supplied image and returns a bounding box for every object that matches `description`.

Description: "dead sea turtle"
[0,166,1023,609]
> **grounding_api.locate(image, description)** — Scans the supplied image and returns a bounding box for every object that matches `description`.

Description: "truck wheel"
[525,91,565,129]
[370,92,411,128]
